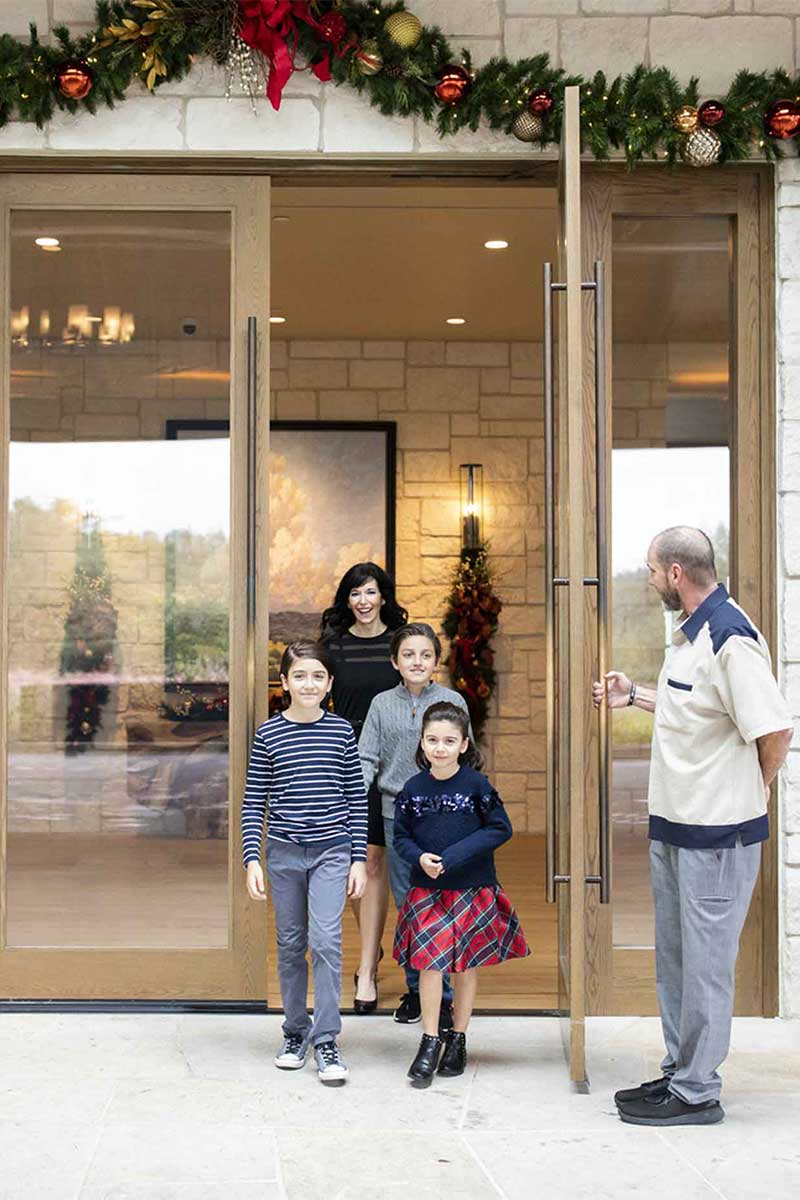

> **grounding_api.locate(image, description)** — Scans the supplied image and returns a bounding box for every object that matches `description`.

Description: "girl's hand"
[420,853,444,879]
[246,861,266,901]
[348,862,367,899]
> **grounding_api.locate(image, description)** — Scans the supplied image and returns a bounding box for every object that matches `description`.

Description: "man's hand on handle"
[592,670,632,710]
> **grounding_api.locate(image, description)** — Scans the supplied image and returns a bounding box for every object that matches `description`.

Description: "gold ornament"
[683,126,721,166]
[512,110,544,142]
[356,39,383,75]
[80,720,92,735]
[384,10,423,49]
[673,104,699,134]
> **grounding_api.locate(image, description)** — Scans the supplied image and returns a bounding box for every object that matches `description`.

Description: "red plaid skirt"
[393,886,530,973]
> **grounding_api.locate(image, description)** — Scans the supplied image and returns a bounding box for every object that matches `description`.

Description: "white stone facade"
[1,0,798,1011]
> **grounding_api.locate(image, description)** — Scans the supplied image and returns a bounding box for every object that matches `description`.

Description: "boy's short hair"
[390,622,442,663]
[280,639,333,678]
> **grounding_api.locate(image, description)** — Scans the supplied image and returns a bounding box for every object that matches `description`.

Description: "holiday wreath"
[1,1,800,166]
[442,545,502,742]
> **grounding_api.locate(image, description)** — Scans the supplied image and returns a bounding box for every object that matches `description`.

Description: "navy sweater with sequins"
[393,765,513,891]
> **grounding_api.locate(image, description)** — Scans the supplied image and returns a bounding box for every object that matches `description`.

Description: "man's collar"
[678,583,729,643]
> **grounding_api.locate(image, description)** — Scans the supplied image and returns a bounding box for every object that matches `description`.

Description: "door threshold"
[0,1000,567,1016]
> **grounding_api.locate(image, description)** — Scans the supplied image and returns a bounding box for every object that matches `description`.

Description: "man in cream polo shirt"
[593,526,792,1127]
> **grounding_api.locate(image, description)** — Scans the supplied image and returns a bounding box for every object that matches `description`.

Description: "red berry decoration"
[55,59,94,101]
[529,88,554,116]
[319,10,348,46]
[765,98,800,140]
[434,64,471,106]
[698,99,725,127]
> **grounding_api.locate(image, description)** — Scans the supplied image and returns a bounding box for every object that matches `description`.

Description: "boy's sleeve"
[358,698,381,791]
[343,728,368,863]
[439,788,512,875]
[241,728,272,867]
[712,636,793,744]
[393,790,427,869]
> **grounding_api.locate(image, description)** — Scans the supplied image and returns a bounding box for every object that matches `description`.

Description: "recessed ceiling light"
[40,245,62,252]
[272,215,290,223]
[270,316,287,324]
[446,317,466,325]
[35,236,60,248]
[484,239,509,250]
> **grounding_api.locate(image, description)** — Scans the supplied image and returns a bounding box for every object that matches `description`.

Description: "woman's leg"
[452,968,479,1033]
[419,969,444,1037]
[355,844,389,1001]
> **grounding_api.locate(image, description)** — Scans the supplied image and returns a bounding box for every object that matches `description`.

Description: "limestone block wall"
[0,2,796,154]
[777,159,800,1017]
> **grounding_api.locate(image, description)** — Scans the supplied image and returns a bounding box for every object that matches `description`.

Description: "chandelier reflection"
[10,304,135,348]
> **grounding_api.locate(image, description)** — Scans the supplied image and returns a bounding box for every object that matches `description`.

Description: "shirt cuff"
[741,720,793,744]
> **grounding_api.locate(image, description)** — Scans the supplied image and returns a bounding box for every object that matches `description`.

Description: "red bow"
[237,0,350,110]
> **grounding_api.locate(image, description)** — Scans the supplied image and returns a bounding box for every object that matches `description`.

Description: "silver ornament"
[512,111,544,143]
[226,35,263,114]
[683,126,721,167]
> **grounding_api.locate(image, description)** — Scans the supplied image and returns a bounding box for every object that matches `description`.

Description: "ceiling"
[10,185,730,345]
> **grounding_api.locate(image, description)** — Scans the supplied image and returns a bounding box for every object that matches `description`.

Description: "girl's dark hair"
[390,622,442,663]
[320,562,408,640]
[280,640,334,680]
[415,701,483,771]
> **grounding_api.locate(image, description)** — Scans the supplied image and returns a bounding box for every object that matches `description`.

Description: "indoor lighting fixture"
[10,301,135,348]
[446,317,466,325]
[272,215,290,223]
[270,316,287,324]
[35,236,60,248]
[484,239,509,250]
[460,463,484,554]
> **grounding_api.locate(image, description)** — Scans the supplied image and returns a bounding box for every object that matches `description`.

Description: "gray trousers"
[265,839,350,1047]
[650,837,761,1104]
[384,816,453,1003]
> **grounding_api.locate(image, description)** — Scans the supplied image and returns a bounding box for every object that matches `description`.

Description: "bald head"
[650,526,717,588]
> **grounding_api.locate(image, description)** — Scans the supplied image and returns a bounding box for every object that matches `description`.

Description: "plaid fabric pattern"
[393,886,530,973]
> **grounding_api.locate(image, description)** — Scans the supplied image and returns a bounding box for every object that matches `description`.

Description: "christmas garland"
[2,1,800,165]
[442,545,502,742]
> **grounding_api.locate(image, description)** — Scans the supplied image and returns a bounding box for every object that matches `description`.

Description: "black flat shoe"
[614,1076,671,1107]
[437,1030,467,1077]
[617,1092,724,1126]
[408,1034,442,1089]
[353,972,378,1014]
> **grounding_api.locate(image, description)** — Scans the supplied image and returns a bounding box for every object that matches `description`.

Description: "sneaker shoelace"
[317,1041,341,1068]
[284,1035,304,1055]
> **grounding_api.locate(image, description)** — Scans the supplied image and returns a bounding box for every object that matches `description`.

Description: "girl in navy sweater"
[393,701,529,1088]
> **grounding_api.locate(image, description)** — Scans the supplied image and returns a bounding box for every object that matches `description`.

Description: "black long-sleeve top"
[324,628,401,738]
[393,765,513,891]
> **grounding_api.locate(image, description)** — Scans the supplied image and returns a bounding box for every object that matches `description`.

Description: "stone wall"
[0,2,797,154]
[777,159,800,1018]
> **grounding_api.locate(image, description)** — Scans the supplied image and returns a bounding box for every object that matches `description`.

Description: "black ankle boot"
[437,1030,467,1077]
[407,1034,442,1089]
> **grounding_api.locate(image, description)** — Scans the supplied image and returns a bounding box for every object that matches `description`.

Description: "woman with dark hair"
[321,561,407,1012]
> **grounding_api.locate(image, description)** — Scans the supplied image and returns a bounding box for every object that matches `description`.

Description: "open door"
[545,86,610,1087]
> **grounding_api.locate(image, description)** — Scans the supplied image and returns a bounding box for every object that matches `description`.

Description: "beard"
[658,584,683,612]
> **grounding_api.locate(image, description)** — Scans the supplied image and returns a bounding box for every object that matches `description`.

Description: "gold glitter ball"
[673,104,699,134]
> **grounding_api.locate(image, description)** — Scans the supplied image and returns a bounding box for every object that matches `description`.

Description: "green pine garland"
[442,546,502,742]
[1,1,799,165]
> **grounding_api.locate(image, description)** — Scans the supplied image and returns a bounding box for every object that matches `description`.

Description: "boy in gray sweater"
[359,622,470,1027]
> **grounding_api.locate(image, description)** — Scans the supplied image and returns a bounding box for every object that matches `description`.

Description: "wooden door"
[0,175,271,999]
[581,165,777,1016]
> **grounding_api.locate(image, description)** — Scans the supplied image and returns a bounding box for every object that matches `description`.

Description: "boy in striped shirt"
[243,640,367,1085]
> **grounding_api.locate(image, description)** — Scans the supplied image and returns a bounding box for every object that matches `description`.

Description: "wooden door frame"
[581,163,778,1017]
[0,173,271,998]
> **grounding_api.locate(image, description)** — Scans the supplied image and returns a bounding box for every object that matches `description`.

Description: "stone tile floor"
[1,1014,799,1199]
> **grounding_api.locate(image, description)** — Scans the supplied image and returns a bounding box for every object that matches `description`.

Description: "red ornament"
[434,64,471,105]
[55,59,94,101]
[318,9,348,46]
[529,88,554,116]
[698,99,725,127]
[765,98,800,140]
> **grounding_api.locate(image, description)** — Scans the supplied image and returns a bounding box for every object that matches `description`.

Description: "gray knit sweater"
[358,681,471,819]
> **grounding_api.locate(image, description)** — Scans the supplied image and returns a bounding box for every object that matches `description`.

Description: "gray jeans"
[650,837,761,1104]
[265,839,350,1047]
[384,816,453,1004]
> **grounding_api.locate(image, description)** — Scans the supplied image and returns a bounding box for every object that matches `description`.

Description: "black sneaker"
[407,1034,442,1089]
[394,992,422,1023]
[614,1076,671,1107]
[617,1092,724,1127]
[437,1029,467,1077]
[438,999,454,1034]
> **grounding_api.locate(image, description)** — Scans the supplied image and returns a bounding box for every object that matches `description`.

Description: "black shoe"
[353,972,378,1014]
[408,1034,442,1089]
[438,999,454,1034]
[617,1092,724,1127]
[394,992,422,1023]
[353,946,385,989]
[614,1075,671,1107]
[437,1029,467,1077]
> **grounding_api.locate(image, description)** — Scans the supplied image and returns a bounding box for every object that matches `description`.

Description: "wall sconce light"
[460,462,484,554]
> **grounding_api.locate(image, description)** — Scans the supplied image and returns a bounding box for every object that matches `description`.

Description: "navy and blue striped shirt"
[242,711,368,866]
